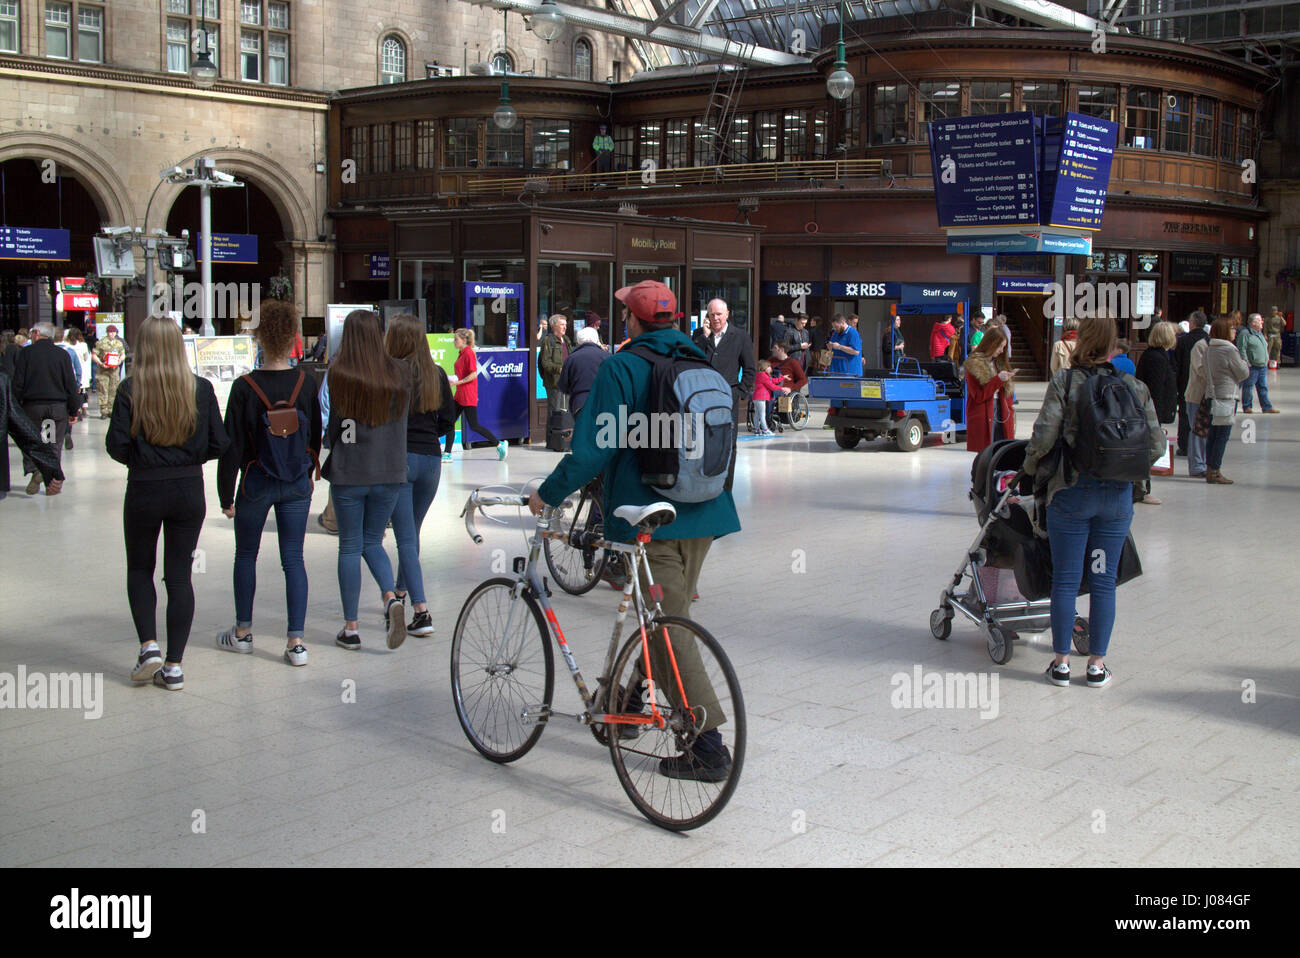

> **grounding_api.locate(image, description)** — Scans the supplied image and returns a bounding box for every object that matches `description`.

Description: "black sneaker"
[1045,661,1071,687]
[335,629,361,650]
[153,666,184,691]
[385,597,407,649]
[408,610,435,637]
[131,644,163,683]
[1086,665,1112,688]
[658,730,732,782]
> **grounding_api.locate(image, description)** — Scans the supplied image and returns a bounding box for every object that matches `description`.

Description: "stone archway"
[147,148,312,241]
[0,132,134,226]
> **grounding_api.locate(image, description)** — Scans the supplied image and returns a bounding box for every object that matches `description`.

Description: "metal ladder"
[700,40,751,166]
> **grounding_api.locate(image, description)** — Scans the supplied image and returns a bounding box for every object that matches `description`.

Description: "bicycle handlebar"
[461,489,553,544]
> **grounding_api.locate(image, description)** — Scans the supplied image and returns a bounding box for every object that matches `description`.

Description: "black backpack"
[240,370,317,486]
[1065,366,1150,482]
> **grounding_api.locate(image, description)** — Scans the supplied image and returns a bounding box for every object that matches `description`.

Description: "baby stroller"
[928,439,1090,664]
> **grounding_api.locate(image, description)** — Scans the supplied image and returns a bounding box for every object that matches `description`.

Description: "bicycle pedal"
[519,705,551,726]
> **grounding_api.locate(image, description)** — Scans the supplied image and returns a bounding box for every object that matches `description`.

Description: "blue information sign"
[368,253,390,279]
[1042,113,1118,230]
[463,349,531,443]
[929,112,1040,228]
[0,226,71,261]
[196,233,258,264]
[996,275,1054,295]
[946,229,1093,256]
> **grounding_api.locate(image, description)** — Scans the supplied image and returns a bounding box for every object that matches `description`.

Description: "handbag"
[817,347,834,369]
[1209,396,1236,420]
[1013,531,1143,601]
[777,395,793,413]
[1193,398,1212,438]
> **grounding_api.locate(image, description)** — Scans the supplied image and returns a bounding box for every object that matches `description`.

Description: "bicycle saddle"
[614,502,677,529]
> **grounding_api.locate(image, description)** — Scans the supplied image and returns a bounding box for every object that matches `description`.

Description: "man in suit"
[693,298,755,490]
[1173,310,1209,456]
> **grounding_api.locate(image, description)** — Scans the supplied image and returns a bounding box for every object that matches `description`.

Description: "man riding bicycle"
[529,280,742,782]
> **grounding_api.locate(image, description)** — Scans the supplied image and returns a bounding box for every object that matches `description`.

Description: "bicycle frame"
[463,491,696,735]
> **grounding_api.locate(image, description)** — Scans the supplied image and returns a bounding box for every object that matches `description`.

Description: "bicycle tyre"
[450,577,554,763]
[543,491,608,595]
[606,617,746,831]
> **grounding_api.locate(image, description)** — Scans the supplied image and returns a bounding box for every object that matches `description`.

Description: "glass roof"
[609,0,948,68]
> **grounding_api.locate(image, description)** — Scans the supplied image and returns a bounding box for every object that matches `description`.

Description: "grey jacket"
[1023,364,1166,508]
[1186,338,1248,406]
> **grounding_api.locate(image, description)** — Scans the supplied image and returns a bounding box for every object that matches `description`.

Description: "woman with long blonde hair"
[383,315,455,637]
[106,317,229,691]
[444,327,508,460]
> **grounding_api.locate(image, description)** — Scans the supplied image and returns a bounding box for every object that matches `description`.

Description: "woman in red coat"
[962,326,1016,453]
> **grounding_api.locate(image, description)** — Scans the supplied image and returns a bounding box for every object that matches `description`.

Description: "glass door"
[618,265,682,342]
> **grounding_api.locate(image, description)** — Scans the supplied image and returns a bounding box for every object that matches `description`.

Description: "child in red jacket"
[752,360,789,436]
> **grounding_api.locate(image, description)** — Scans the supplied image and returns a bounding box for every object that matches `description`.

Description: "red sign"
[57,292,99,311]
[61,276,87,291]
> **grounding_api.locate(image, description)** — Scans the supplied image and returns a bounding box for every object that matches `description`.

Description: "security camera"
[102,225,134,236]
[161,165,186,179]
[180,229,190,239]
[210,170,238,184]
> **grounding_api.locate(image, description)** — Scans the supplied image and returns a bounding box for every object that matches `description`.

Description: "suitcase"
[547,396,573,452]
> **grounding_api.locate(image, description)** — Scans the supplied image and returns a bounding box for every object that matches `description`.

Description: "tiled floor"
[2,373,1298,867]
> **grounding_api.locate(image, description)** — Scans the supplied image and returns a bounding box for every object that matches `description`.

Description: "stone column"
[276,239,334,320]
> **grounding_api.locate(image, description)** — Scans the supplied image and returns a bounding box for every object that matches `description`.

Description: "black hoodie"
[106,375,229,480]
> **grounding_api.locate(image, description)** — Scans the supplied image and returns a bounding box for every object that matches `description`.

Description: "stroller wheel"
[987,626,1014,665]
[1072,617,1091,656]
[929,608,952,640]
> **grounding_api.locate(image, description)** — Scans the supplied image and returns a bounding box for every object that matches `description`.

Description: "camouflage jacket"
[1264,313,1286,338]
[1022,363,1166,509]
[94,336,125,368]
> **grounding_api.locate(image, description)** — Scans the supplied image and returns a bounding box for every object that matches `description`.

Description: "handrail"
[461,158,886,196]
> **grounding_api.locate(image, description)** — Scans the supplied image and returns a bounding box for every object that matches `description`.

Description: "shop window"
[872,83,909,145]
[919,81,959,125]
[486,123,524,168]
[415,120,437,169]
[573,37,592,81]
[1192,97,1214,157]
[969,81,1011,115]
[0,1,18,54]
[1218,104,1238,161]
[1021,81,1061,117]
[531,119,571,170]
[727,115,751,163]
[841,88,861,150]
[637,120,661,168]
[691,269,751,333]
[995,254,1052,274]
[371,123,390,173]
[398,261,456,333]
[537,261,613,335]
[613,124,634,171]
[444,117,478,168]
[1087,249,1129,274]
[782,110,808,161]
[664,119,690,168]
[380,35,406,84]
[1163,93,1190,153]
[1075,84,1118,124]
[755,111,779,161]
[393,121,413,171]
[1125,87,1160,149]
[348,126,369,175]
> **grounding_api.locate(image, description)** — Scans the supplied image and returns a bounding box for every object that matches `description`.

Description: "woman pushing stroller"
[1023,316,1165,689]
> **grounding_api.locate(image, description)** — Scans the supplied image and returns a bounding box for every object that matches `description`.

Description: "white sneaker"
[215,627,254,654]
[283,644,308,667]
[131,644,163,683]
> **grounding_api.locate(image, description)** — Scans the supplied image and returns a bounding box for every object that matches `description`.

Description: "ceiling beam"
[687,0,723,30]
[648,0,692,33]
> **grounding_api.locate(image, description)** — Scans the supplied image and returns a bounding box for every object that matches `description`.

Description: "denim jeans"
[332,481,402,621]
[1185,401,1208,475]
[1046,476,1134,659]
[392,452,442,605]
[1207,423,1232,470]
[233,469,313,639]
[1241,366,1272,412]
[752,399,769,432]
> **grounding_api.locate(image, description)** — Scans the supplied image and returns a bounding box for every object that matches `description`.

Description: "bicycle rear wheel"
[544,490,608,595]
[451,577,554,763]
[606,617,745,831]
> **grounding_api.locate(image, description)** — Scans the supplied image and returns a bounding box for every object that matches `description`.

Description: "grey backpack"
[625,345,734,502]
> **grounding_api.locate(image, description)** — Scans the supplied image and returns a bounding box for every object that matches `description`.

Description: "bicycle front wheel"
[450,577,554,763]
[606,617,745,831]
[543,493,608,595]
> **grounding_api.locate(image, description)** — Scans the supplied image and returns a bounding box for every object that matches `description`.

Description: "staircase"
[1003,311,1047,381]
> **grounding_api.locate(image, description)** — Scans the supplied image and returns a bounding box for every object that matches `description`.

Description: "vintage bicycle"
[453,485,746,831]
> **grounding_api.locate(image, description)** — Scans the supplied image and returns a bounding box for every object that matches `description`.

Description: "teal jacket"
[538,327,742,543]
[1238,326,1269,367]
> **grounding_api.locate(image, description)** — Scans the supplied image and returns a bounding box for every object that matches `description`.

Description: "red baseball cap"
[615,280,676,324]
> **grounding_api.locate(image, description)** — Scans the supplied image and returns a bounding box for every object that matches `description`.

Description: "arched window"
[491,50,513,75]
[573,38,592,81]
[380,35,406,84]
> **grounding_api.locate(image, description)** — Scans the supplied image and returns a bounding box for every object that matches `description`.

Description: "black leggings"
[124,477,206,663]
[444,402,499,453]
